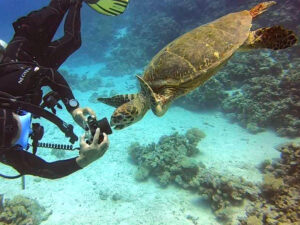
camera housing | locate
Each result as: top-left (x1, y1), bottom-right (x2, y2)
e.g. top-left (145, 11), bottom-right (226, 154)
top-left (86, 116), bottom-right (112, 144)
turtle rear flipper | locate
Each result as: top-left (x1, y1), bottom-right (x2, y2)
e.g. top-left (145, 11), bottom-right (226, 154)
top-left (97, 94), bottom-right (137, 108)
top-left (249, 1), bottom-right (276, 18)
top-left (242, 26), bottom-right (297, 50)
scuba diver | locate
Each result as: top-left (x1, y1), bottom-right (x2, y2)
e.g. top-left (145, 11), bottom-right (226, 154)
top-left (0, 0), bottom-right (129, 179)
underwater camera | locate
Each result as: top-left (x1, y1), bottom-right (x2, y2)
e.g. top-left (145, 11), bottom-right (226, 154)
top-left (86, 116), bottom-right (112, 144)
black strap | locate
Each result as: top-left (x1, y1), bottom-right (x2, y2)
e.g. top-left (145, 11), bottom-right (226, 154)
top-left (0, 97), bottom-right (78, 144)
top-left (0, 109), bottom-right (6, 147)
top-left (0, 61), bottom-right (38, 68)
top-left (0, 109), bottom-right (17, 148)
top-left (0, 172), bottom-right (22, 179)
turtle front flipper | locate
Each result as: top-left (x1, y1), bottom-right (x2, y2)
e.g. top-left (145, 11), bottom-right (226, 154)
top-left (97, 94), bottom-right (138, 108)
top-left (242, 26), bottom-right (297, 50)
top-left (136, 75), bottom-right (170, 117)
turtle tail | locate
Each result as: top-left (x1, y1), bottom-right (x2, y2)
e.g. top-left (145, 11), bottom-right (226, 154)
top-left (243, 26), bottom-right (297, 50)
top-left (136, 75), bottom-right (166, 117)
top-left (250, 1), bottom-right (276, 18)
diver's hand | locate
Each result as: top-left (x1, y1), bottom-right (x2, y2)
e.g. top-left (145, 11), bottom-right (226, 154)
top-left (71, 107), bottom-right (96, 129)
top-left (76, 128), bottom-right (109, 168)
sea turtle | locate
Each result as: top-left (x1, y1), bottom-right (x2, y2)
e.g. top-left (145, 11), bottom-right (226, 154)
top-left (98, 1), bottom-right (297, 129)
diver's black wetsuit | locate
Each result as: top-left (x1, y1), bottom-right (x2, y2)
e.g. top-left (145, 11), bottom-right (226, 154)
top-left (0, 0), bottom-right (83, 179)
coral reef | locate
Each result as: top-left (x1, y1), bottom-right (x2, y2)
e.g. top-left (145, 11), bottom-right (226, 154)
top-left (184, 167), bottom-right (259, 222)
top-left (59, 69), bottom-right (102, 92)
top-left (222, 68), bottom-right (300, 136)
top-left (0, 195), bottom-right (51, 225)
top-left (128, 129), bottom-right (259, 222)
top-left (128, 128), bottom-right (205, 186)
top-left (238, 142), bottom-right (300, 225)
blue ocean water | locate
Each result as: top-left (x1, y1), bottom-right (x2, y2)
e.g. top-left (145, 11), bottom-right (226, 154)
top-left (0, 0), bottom-right (299, 225)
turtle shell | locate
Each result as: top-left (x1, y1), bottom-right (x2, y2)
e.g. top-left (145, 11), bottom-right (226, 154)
top-left (143, 10), bottom-right (253, 95)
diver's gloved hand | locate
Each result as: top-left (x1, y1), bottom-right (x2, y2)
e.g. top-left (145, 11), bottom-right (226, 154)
top-left (71, 107), bottom-right (96, 129)
top-left (76, 128), bottom-right (109, 168)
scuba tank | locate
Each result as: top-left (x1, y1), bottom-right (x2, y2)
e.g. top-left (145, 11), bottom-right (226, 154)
top-left (14, 111), bottom-right (32, 150)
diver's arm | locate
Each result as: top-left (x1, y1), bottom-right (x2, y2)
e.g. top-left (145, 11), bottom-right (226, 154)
top-left (42, 68), bottom-right (96, 129)
top-left (42, 68), bottom-right (96, 128)
top-left (1, 149), bottom-right (81, 179)
top-left (0, 129), bottom-right (109, 179)
top-left (43, 0), bottom-right (82, 69)
top-left (42, 69), bottom-right (79, 113)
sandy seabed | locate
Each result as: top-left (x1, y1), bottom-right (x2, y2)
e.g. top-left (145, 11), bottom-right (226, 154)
top-left (0, 65), bottom-right (294, 225)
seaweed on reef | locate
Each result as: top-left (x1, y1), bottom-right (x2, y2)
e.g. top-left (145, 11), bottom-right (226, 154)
top-left (128, 129), bottom-right (260, 223)
top-left (0, 195), bottom-right (51, 225)
top-left (238, 142), bottom-right (300, 225)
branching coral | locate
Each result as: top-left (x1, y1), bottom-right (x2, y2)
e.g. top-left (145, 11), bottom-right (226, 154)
top-left (0, 195), bottom-right (51, 225)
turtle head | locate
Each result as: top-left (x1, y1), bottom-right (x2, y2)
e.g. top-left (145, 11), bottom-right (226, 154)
top-left (110, 94), bottom-right (149, 130)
